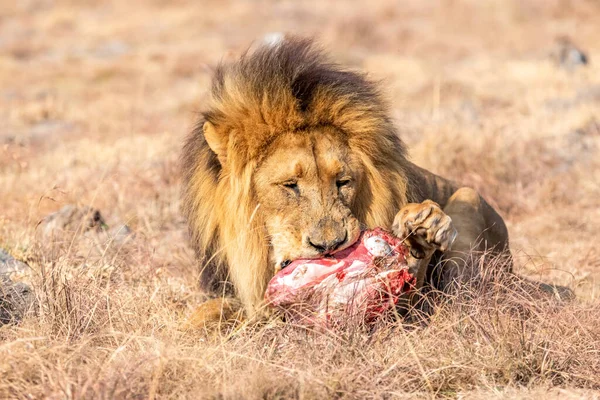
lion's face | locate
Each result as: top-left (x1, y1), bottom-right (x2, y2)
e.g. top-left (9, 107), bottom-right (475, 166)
top-left (253, 126), bottom-right (363, 271)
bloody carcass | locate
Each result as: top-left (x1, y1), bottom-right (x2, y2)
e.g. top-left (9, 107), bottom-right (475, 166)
top-left (265, 228), bottom-right (416, 326)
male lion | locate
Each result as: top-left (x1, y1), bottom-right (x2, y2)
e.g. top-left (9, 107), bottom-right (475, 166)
top-left (181, 38), bottom-right (510, 322)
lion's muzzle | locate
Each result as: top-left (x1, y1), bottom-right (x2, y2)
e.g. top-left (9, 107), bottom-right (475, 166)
top-left (306, 216), bottom-right (348, 255)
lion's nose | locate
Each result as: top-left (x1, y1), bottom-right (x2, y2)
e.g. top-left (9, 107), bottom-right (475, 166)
top-left (307, 235), bottom-right (346, 254)
top-left (307, 218), bottom-right (347, 254)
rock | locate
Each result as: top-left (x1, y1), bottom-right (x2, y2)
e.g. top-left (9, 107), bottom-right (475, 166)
top-left (39, 204), bottom-right (106, 239)
top-left (0, 249), bottom-right (34, 325)
top-left (537, 282), bottom-right (575, 302)
top-left (246, 33), bottom-right (285, 55)
top-left (0, 248), bottom-right (31, 277)
top-left (262, 32), bottom-right (285, 47)
top-left (38, 205), bottom-right (135, 262)
top-left (83, 223), bottom-right (135, 248)
top-left (0, 281), bottom-right (33, 325)
top-left (106, 224), bottom-right (134, 244)
top-left (552, 37), bottom-right (589, 71)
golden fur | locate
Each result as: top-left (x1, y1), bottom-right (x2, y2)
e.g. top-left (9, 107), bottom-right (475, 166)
top-left (181, 37), bottom-right (511, 318)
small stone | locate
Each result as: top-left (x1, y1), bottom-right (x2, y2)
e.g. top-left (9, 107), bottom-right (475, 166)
top-left (82, 223), bottom-right (134, 247)
top-left (0, 248), bottom-right (34, 325)
top-left (108, 224), bottom-right (134, 244)
top-left (0, 248), bottom-right (31, 277)
top-left (0, 281), bottom-right (34, 325)
top-left (262, 32), bottom-right (285, 47)
top-left (39, 204), bottom-right (106, 239)
top-left (37, 205), bottom-right (135, 262)
top-left (552, 37), bottom-right (589, 71)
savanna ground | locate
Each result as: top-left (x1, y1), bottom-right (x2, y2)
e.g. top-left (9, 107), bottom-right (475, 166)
top-left (1, 0), bottom-right (600, 398)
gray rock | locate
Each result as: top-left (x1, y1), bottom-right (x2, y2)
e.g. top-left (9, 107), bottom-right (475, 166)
top-left (82, 223), bottom-right (135, 248)
top-left (39, 204), bottom-right (106, 239)
top-left (38, 205), bottom-right (135, 262)
top-left (0, 248), bottom-right (30, 277)
top-left (0, 249), bottom-right (34, 325)
top-left (0, 281), bottom-right (33, 325)
top-left (552, 37), bottom-right (589, 71)
top-left (107, 224), bottom-right (134, 244)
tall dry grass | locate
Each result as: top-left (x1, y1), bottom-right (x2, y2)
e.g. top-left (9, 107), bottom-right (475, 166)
top-left (1, 243), bottom-right (598, 398)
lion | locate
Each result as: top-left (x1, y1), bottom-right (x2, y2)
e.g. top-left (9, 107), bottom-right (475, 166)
top-left (180, 37), bottom-right (511, 324)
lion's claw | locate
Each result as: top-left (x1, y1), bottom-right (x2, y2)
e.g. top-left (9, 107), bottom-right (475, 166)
top-left (393, 200), bottom-right (457, 257)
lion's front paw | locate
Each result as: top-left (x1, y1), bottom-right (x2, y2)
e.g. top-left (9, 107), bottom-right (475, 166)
top-left (184, 297), bottom-right (244, 330)
top-left (392, 200), bottom-right (458, 259)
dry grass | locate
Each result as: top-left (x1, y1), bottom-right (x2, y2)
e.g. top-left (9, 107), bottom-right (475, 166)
top-left (1, 0), bottom-right (600, 398)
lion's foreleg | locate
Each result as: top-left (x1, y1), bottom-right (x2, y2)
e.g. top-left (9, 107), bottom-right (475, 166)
top-left (438, 187), bottom-right (511, 289)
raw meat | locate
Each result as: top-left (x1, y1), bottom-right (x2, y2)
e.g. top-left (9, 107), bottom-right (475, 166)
top-left (265, 228), bottom-right (416, 326)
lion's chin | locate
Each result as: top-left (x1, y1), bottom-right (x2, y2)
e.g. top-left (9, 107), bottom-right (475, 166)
top-left (274, 251), bottom-right (321, 272)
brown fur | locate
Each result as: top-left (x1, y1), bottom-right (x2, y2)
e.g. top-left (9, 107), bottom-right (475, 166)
top-left (181, 37), bottom-right (511, 320)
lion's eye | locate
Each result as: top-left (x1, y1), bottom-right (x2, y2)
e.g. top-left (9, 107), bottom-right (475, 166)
top-left (282, 181), bottom-right (299, 192)
top-left (336, 178), bottom-right (351, 188)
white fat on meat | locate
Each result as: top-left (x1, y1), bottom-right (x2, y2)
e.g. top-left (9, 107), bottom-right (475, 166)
top-left (364, 236), bottom-right (393, 257)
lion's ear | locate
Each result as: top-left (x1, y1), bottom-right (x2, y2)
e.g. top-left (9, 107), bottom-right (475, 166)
top-left (203, 121), bottom-right (227, 164)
